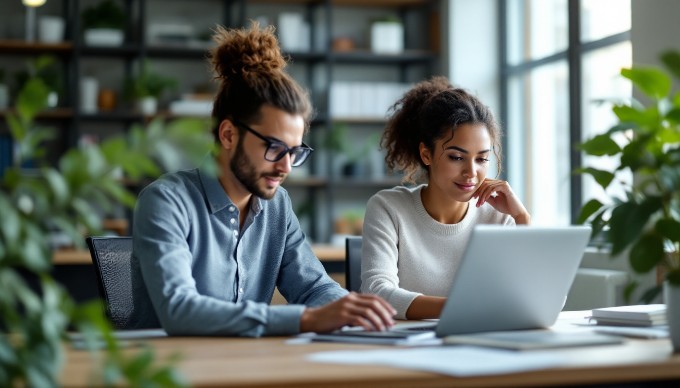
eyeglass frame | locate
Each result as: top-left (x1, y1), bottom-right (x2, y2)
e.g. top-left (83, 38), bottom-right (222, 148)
top-left (232, 119), bottom-right (314, 167)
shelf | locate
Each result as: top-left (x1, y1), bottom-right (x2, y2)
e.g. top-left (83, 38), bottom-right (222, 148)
top-left (330, 50), bottom-right (435, 65)
top-left (0, 0), bottom-right (438, 245)
top-left (249, 0), bottom-right (433, 6)
top-left (79, 44), bottom-right (141, 58)
top-left (79, 111), bottom-right (145, 122)
top-left (0, 39), bottom-right (73, 55)
top-left (0, 108), bottom-right (74, 120)
top-left (283, 176), bottom-right (328, 188)
top-left (146, 45), bottom-right (211, 59)
top-left (331, 117), bottom-right (387, 125)
top-left (329, 177), bottom-right (403, 188)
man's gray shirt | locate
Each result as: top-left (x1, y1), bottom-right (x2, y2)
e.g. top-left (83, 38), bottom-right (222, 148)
top-left (130, 165), bottom-right (347, 336)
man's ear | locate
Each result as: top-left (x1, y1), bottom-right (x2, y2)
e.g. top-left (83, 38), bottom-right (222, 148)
top-left (419, 142), bottom-right (432, 166)
top-left (218, 119), bottom-right (238, 150)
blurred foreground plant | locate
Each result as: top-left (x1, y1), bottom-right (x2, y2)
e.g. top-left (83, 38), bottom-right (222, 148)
top-left (0, 60), bottom-right (215, 386)
top-left (577, 50), bottom-right (680, 302)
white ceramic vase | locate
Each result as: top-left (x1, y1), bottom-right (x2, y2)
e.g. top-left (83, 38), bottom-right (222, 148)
top-left (664, 281), bottom-right (680, 353)
top-left (137, 97), bottom-right (158, 116)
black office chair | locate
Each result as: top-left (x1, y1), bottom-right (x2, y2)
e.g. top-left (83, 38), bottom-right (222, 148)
top-left (345, 236), bottom-right (363, 292)
top-left (86, 236), bottom-right (153, 330)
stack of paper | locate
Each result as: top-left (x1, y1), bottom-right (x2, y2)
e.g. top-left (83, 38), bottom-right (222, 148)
top-left (591, 304), bottom-right (667, 327)
top-left (443, 330), bottom-right (623, 350)
top-left (307, 326), bottom-right (436, 346)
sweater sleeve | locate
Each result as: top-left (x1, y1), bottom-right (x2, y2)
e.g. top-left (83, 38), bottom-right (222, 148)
top-left (360, 192), bottom-right (422, 319)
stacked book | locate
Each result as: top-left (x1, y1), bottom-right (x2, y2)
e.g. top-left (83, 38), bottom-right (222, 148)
top-left (591, 304), bottom-right (667, 327)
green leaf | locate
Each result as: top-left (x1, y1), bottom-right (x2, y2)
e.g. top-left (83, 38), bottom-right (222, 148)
top-left (660, 50), bottom-right (680, 80)
top-left (0, 195), bottom-right (20, 244)
top-left (605, 122), bottom-right (639, 136)
top-left (608, 197), bottom-right (663, 255)
top-left (659, 164), bottom-right (680, 192)
top-left (657, 126), bottom-right (680, 143)
top-left (621, 67), bottom-right (671, 99)
top-left (71, 198), bottom-right (102, 232)
top-left (639, 284), bottom-right (663, 304)
top-left (665, 107), bottom-right (680, 124)
top-left (612, 105), bottom-right (659, 129)
top-left (16, 78), bottom-right (50, 124)
top-left (575, 167), bottom-right (615, 190)
top-left (619, 138), bottom-right (650, 171)
top-left (623, 281), bottom-right (638, 304)
top-left (578, 134), bottom-right (621, 156)
top-left (629, 232), bottom-right (665, 273)
top-left (667, 270), bottom-right (680, 286)
top-left (43, 168), bottom-right (70, 206)
top-left (577, 199), bottom-right (604, 224)
top-left (123, 349), bottom-right (154, 379)
top-left (656, 218), bottom-right (680, 242)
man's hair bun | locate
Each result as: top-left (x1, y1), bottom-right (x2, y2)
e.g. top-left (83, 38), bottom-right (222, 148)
top-left (210, 22), bottom-right (286, 85)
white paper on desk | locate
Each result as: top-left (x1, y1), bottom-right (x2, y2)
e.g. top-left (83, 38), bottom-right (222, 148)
top-left (307, 347), bottom-right (565, 376)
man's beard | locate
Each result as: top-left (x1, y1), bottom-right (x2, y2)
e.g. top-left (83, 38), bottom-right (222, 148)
top-left (230, 141), bottom-right (285, 199)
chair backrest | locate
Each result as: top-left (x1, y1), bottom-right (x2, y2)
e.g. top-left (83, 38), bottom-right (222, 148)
top-left (86, 236), bottom-right (137, 330)
top-left (345, 236), bottom-right (363, 292)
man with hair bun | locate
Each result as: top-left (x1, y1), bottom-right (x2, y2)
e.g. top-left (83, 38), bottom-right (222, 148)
top-left (130, 23), bottom-right (395, 336)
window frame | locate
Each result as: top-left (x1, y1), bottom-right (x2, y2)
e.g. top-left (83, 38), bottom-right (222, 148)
top-left (497, 0), bottom-right (630, 223)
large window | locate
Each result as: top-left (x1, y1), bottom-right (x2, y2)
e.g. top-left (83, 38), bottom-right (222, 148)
top-left (501, 0), bottom-right (631, 225)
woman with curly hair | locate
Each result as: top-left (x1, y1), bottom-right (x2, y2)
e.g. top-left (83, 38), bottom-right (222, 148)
top-left (361, 76), bottom-right (530, 320)
top-left (131, 22), bottom-right (395, 336)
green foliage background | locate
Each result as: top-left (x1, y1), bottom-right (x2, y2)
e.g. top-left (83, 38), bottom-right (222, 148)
top-left (0, 56), bottom-right (215, 386)
top-left (577, 50), bottom-right (680, 301)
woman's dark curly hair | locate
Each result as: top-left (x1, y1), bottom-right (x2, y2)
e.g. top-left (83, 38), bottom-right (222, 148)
top-left (382, 76), bottom-right (502, 184)
top-left (208, 22), bottom-right (313, 141)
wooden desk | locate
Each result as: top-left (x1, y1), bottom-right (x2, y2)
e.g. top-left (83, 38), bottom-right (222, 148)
top-left (61, 332), bottom-right (680, 387)
top-left (52, 244), bottom-right (346, 265)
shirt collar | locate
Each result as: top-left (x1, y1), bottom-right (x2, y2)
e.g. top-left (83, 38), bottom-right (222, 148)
top-left (198, 163), bottom-right (263, 216)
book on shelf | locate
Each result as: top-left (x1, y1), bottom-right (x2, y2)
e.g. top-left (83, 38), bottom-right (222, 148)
top-left (591, 304), bottom-right (667, 327)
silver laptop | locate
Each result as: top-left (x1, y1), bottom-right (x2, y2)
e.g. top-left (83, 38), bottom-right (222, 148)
top-left (426, 225), bottom-right (591, 337)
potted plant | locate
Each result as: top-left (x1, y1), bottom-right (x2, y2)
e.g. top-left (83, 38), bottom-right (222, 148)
top-left (370, 16), bottom-right (404, 54)
top-left (577, 50), bottom-right (680, 351)
top-left (325, 123), bottom-right (380, 178)
top-left (14, 55), bottom-right (62, 108)
top-left (124, 60), bottom-right (178, 115)
top-left (1, 57), bottom-right (215, 386)
top-left (81, 0), bottom-right (126, 46)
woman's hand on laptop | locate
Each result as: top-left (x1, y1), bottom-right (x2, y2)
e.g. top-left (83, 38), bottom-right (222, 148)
top-left (473, 179), bottom-right (531, 224)
top-left (300, 292), bottom-right (396, 333)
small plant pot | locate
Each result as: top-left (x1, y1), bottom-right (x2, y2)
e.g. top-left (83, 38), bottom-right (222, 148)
top-left (47, 91), bottom-right (59, 108)
top-left (136, 97), bottom-right (158, 116)
top-left (84, 28), bottom-right (124, 46)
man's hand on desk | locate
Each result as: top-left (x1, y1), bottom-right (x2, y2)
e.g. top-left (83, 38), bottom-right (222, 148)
top-left (300, 292), bottom-right (396, 333)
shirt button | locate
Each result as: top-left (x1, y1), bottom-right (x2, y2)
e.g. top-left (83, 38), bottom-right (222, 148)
top-left (234, 230), bottom-right (239, 236)
top-left (230, 218), bottom-right (236, 225)
top-left (239, 288), bottom-right (244, 294)
top-left (229, 206), bottom-right (235, 212)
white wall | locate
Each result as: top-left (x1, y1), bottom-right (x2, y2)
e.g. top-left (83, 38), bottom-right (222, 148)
top-left (446, 0), bottom-right (500, 115)
top-left (631, 0), bottom-right (680, 68)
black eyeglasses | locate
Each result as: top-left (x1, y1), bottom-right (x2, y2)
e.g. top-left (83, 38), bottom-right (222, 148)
top-left (233, 120), bottom-right (313, 167)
